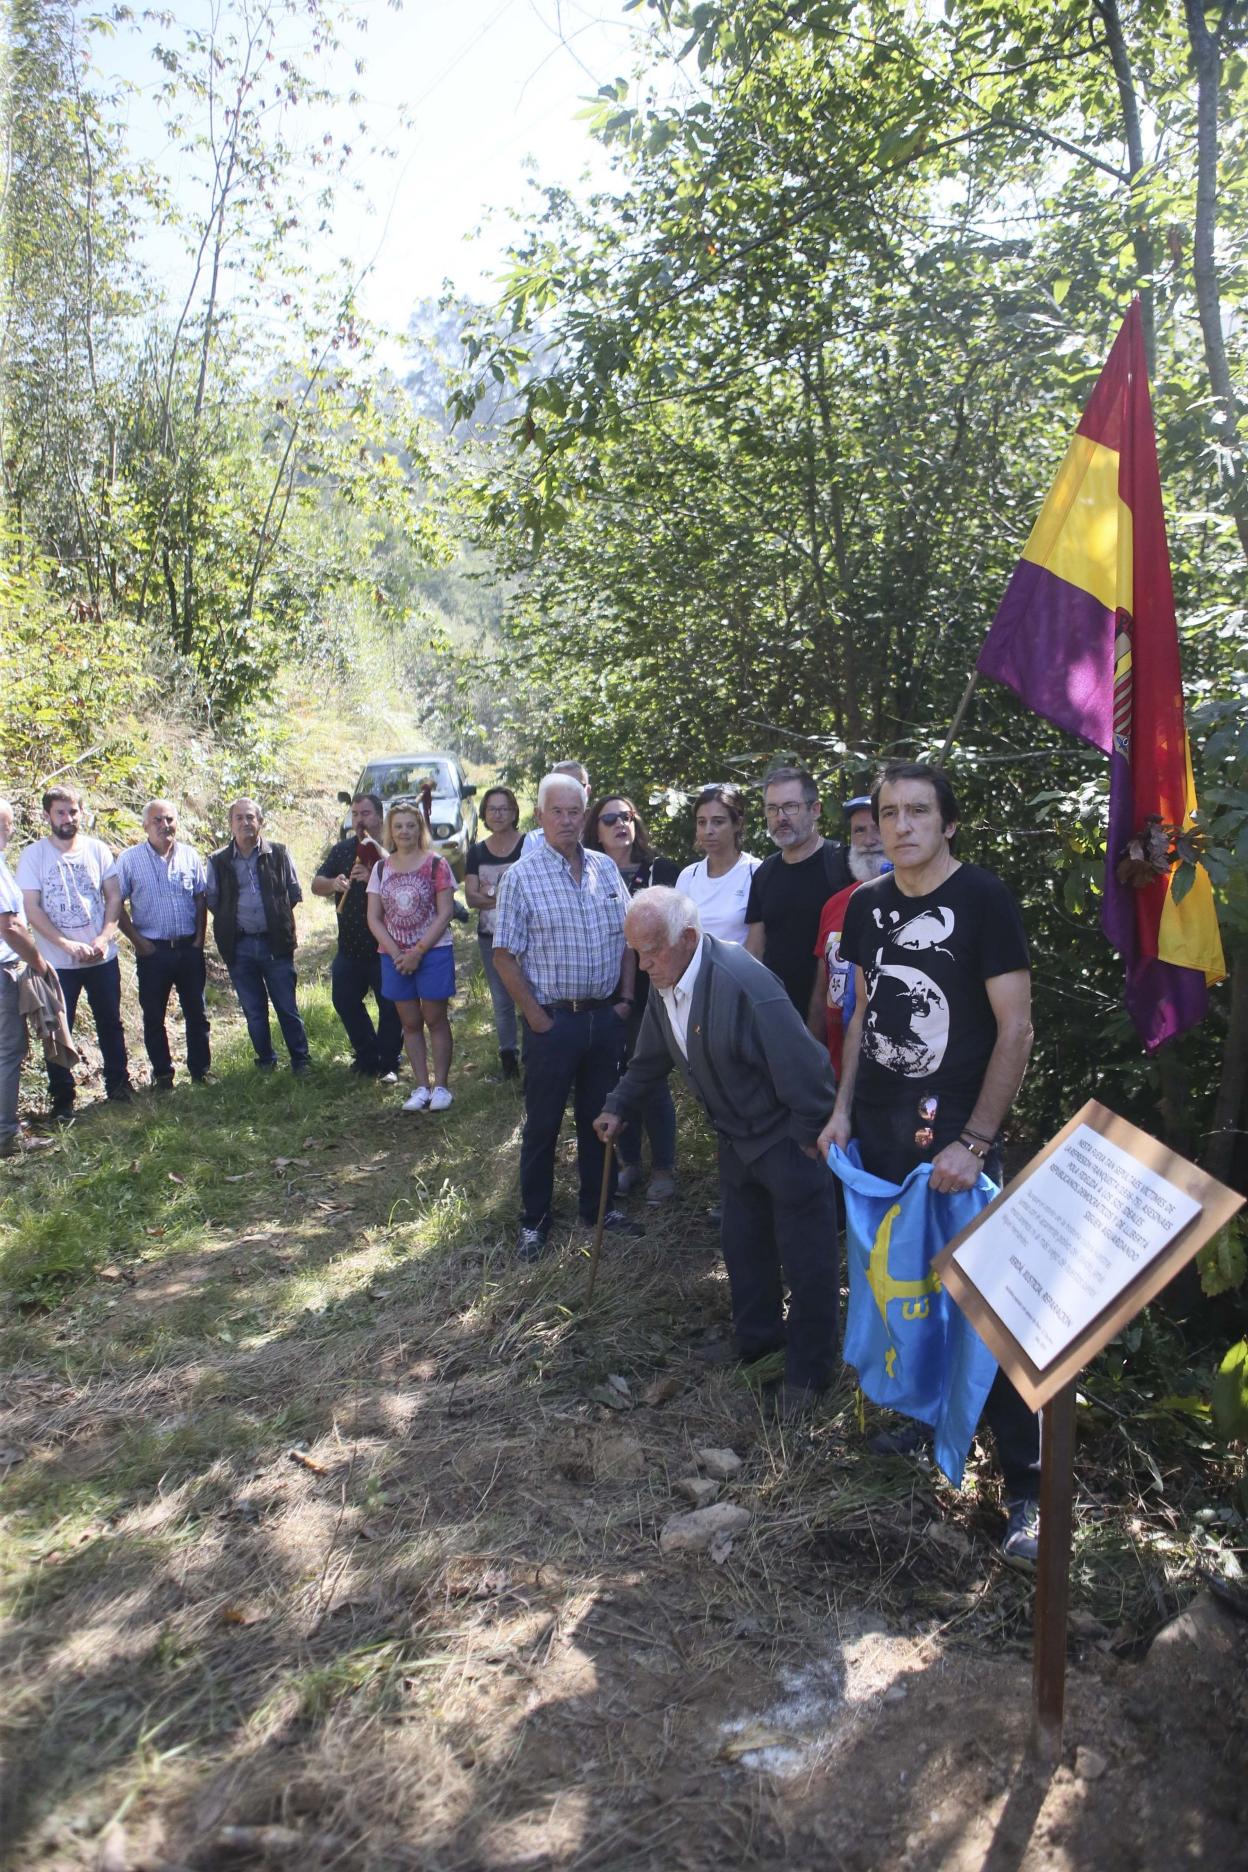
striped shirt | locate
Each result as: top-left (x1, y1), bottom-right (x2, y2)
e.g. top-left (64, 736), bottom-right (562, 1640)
top-left (493, 842), bottom-right (628, 1004)
top-left (112, 839), bottom-right (208, 940)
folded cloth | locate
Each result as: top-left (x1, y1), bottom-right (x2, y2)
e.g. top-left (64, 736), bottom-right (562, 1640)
top-left (829, 1141), bottom-right (999, 1488)
top-left (17, 965), bottom-right (80, 1068)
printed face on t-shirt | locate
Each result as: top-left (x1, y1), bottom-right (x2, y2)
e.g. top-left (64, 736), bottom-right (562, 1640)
top-left (863, 899), bottom-right (955, 1077)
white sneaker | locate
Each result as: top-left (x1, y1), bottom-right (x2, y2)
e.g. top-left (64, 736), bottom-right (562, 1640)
top-left (402, 1087), bottom-right (432, 1112)
top-left (429, 1086), bottom-right (454, 1112)
top-left (378, 1071), bottom-right (400, 1086)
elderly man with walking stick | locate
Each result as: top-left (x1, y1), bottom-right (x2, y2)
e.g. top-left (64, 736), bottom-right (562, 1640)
top-left (596, 885), bottom-right (839, 1419)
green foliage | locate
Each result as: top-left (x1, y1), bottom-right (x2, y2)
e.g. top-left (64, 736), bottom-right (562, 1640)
top-left (0, 520), bottom-right (155, 807)
top-left (1198, 1223), bottom-right (1248, 1299)
top-left (451, 0), bottom-right (1248, 1160)
top-left (1211, 1337), bottom-right (1248, 1443)
top-left (1, 0), bottom-right (449, 733)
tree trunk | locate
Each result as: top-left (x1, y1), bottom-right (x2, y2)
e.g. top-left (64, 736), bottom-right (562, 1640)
top-left (1207, 945), bottom-right (1247, 1186)
top-left (1094, 0), bottom-right (1157, 371)
top-left (1183, 0), bottom-right (1248, 566)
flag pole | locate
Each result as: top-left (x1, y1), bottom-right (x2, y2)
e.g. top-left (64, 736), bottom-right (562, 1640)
top-left (934, 671), bottom-right (980, 769)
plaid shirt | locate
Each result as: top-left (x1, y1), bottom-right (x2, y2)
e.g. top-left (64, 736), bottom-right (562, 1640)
top-left (493, 842), bottom-right (628, 1003)
top-left (111, 839), bottom-right (208, 940)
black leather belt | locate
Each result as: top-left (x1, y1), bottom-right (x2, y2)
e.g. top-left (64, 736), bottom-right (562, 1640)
top-left (542, 997), bottom-right (611, 1014)
top-left (144, 936), bottom-right (197, 949)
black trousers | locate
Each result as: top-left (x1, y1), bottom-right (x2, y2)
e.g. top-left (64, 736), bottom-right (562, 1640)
top-left (135, 942), bottom-right (211, 1079)
top-left (718, 1133), bottom-right (840, 1391)
top-left (330, 949), bottom-right (402, 1074)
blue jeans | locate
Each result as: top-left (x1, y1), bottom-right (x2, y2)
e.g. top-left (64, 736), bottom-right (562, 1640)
top-left (519, 1003), bottom-right (626, 1232)
top-left (0, 967), bottom-right (26, 1142)
top-left (135, 942), bottom-right (211, 1079)
top-left (47, 958), bottom-right (130, 1106)
top-left (227, 934), bottom-right (309, 1068)
top-left (330, 949), bottom-right (402, 1073)
top-left (478, 935), bottom-right (518, 1054)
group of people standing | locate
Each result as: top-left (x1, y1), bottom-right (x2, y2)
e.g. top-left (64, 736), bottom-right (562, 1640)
top-left (477, 757), bottom-right (1041, 1564)
top-left (0, 756), bottom-right (1040, 1563)
top-left (0, 787), bottom-right (316, 1148)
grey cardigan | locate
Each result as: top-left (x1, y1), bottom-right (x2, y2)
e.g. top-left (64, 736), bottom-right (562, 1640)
top-left (604, 934), bottom-right (836, 1163)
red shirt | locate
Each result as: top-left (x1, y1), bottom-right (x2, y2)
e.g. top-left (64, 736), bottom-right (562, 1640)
top-left (812, 882), bottom-right (861, 1076)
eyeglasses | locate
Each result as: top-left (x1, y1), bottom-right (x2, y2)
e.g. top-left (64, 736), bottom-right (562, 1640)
top-left (599, 810), bottom-right (634, 826)
top-left (764, 799), bottom-right (816, 819)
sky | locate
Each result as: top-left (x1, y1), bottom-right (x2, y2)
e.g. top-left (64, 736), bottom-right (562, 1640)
top-left (92, 0), bottom-right (677, 343)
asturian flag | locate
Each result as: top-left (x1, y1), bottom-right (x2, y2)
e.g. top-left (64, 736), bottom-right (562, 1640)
top-left (976, 299), bottom-right (1225, 1052)
top-left (832, 1145), bottom-right (1000, 1488)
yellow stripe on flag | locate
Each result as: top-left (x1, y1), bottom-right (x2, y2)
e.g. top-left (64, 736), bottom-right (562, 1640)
top-left (1021, 434), bottom-right (1133, 617)
top-left (1159, 737), bottom-right (1227, 983)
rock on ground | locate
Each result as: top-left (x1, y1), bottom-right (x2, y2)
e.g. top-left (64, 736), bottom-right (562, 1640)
top-left (696, 1446), bottom-right (743, 1479)
top-left (660, 1503), bottom-right (750, 1554)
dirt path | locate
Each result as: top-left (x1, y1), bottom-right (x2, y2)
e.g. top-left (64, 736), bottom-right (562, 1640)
top-left (2, 934), bottom-right (1246, 1871)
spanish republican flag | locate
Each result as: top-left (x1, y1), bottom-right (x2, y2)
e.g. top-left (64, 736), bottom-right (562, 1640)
top-left (977, 299), bottom-right (1225, 1052)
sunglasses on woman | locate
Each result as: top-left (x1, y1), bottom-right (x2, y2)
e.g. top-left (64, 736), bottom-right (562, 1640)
top-left (599, 810), bottom-right (634, 826)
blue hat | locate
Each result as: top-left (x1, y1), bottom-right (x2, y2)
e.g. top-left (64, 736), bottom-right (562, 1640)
top-left (842, 795), bottom-right (872, 815)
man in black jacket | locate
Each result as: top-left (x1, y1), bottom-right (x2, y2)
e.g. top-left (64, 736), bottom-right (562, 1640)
top-left (206, 798), bottom-right (310, 1073)
top-left (596, 885), bottom-right (839, 1416)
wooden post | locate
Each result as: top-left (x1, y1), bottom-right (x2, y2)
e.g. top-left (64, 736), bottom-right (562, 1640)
top-left (585, 1140), bottom-right (615, 1305)
top-left (1031, 1378), bottom-right (1077, 1763)
top-left (934, 670), bottom-right (980, 769)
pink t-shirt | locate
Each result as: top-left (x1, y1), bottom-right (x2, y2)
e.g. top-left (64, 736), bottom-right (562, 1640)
top-left (367, 854), bottom-right (454, 949)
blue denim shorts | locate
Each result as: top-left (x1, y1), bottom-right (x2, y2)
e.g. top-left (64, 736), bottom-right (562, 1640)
top-left (381, 945), bottom-right (455, 1003)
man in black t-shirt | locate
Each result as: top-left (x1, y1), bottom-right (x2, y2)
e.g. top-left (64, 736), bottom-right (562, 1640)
top-left (745, 765), bottom-right (851, 1014)
top-left (311, 793), bottom-right (402, 1080)
top-left (818, 762), bottom-right (1041, 1565)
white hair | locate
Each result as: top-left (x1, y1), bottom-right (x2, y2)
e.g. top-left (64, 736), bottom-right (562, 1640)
top-left (625, 885), bottom-right (701, 944)
top-left (537, 772), bottom-right (587, 810)
top-left (142, 798), bottom-right (176, 822)
top-left (0, 799), bottom-right (13, 821)
top-left (552, 759), bottom-right (589, 787)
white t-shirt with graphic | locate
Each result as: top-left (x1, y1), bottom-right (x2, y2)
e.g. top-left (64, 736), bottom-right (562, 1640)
top-left (15, 836), bottom-right (118, 969)
top-left (675, 851), bottom-right (762, 946)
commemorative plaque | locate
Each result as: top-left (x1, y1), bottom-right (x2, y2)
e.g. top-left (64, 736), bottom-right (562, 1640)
top-left (935, 1098), bottom-right (1244, 1761)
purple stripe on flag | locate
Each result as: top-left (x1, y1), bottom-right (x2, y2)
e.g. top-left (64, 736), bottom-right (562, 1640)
top-left (1125, 957), bottom-right (1209, 1055)
top-left (976, 560), bottom-right (1115, 753)
top-left (1104, 749), bottom-right (1208, 1052)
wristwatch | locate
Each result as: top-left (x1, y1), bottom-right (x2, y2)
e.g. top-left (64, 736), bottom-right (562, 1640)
top-left (959, 1135), bottom-right (989, 1160)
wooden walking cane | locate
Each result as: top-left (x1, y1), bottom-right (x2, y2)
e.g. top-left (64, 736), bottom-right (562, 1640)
top-left (585, 1139), bottom-right (615, 1305)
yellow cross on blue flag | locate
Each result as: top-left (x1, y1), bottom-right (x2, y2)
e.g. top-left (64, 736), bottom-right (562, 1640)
top-left (830, 1145), bottom-right (1000, 1487)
